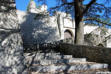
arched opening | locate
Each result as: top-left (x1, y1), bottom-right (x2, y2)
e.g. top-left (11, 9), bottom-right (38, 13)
top-left (64, 29), bottom-right (74, 44)
top-left (97, 43), bottom-right (104, 47)
top-left (64, 30), bottom-right (73, 39)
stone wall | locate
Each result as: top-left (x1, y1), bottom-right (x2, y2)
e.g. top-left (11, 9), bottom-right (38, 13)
top-left (23, 41), bottom-right (111, 64)
top-left (84, 26), bottom-right (110, 47)
top-left (17, 3), bottom-right (75, 44)
top-left (20, 12), bottom-right (60, 44)
top-left (54, 43), bottom-right (111, 64)
top-left (0, 0), bottom-right (16, 12)
top-left (0, 0), bottom-right (25, 73)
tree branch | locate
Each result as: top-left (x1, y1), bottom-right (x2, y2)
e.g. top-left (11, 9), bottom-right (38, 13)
top-left (84, 17), bottom-right (111, 26)
top-left (83, 0), bottom-right (96, 14)
top-left (50, 2), bottom-right (74, 10)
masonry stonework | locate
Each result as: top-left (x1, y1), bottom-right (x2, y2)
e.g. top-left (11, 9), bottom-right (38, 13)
top-left (17, 0), bottom-right (111, 47)
top-left (0, 0), bottom-right (25, 73)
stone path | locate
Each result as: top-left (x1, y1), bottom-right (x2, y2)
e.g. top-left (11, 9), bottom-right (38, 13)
top-left (24, 52), bottom-right (109, 74)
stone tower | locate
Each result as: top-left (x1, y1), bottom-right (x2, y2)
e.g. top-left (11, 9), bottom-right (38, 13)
top-left (27, 0), bottom-right (48, 13)
top-left (0, 0), bottom-right (25, 73)
top-left (27, 0), bottom-right (37, 13)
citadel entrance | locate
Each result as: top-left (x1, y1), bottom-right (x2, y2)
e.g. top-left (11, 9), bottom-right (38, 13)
top-left (64, 30), bottom-right (73, 39)
top-left (64, 30), bottom-right (74, 44)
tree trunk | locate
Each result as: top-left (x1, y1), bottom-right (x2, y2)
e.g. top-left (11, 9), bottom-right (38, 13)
top-left (74, 0), bottom-right (84, 45)
top-left (74, 20), bottom-right (84, 45)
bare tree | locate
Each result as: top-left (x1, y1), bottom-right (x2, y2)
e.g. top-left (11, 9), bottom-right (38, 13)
top-left (36, 0), bottom-right (111, 45)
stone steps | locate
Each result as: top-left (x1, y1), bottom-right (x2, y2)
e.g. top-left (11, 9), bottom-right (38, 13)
top-left (24, 52), bottom-right (109, 73)
top-left (31, 68), bottom-right (109, 74)
top-left (25, 52), bottom-right (73, 60)
top-left (33, 58), bottom-right (86, 65)
top-left (34, 55), bottom-right (73, 60)
top-left (30, 62), bottom-right (108, 73)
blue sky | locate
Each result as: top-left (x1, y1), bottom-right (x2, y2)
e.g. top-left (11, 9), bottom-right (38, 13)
top-left (16, 0), bottom-right (111, 28)
top-left (15, 0), bottom-right (57, 11)
top-left (16, 0), bottom-right (29, 11)
top-left (15, 0), bottom-right (107, 11)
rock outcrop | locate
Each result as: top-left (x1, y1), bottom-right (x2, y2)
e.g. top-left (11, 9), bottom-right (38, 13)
top-left (0, 0), bottom-right (24, 73)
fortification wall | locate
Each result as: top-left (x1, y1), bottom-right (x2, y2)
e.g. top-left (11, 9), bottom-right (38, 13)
top-left (54, 43), bottom-right (111, 64)
top-left (0, 0), bottom-right (24, 73)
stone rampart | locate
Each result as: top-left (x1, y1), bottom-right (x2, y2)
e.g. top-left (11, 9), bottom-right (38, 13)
top-left (55, 43), bottom-right (111, 64)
